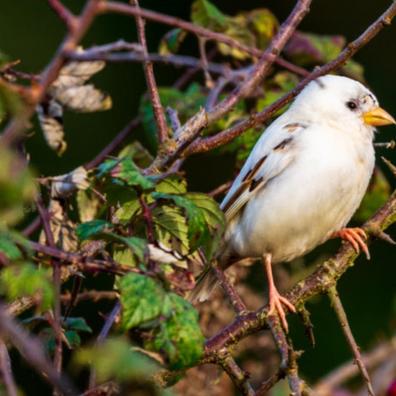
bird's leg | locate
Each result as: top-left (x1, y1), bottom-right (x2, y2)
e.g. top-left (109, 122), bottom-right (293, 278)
top-left (263, 254), bottom-right (296, 332)
top-left (332, 228), bottom-right (370, 259)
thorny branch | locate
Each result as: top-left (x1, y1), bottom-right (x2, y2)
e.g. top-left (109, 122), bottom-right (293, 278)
top-left (132, 0), bottom-right (168, 144)
top-left (328, 287), bottom-right (375, 396)
top-left (1, 0), bottom-right (396, 394)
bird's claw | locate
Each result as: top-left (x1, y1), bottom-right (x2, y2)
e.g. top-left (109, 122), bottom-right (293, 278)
top-left (334, 227), bottom-right (370, 260)
top-left (268, 287), bottom-right (296, 333)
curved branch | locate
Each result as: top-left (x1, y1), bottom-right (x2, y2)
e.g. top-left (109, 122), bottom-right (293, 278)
top-left (205, 189), bottom-right (396, 357)
top-left (187, 0), bottom-right (396, 155)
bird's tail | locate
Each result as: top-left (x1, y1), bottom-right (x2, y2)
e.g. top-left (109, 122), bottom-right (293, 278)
top-left (187, 265), bottom-right (218, 303)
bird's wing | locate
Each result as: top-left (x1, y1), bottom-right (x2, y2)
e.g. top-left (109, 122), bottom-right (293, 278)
top-left (220, 121), bottom-right (307, 222)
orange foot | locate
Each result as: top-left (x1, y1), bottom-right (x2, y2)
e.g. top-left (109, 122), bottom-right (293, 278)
top-left (268, 286), bottom-right (296, 333)
top-left (333, 227), bottom-right (370, 260)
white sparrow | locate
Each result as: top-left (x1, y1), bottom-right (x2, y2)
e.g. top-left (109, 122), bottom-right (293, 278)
top-left (190, 75), bottom-right (395, 331)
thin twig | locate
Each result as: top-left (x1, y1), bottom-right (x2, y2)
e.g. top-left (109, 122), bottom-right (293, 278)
top-left (267, 316), bottom-right (304, 396)
top-left (214, 267), bottom-right (248, 314)
top-left (48, 0), bottom-right (77, 30)
top-left (0, 340), bottom-right (18, 396)
top-left (328, 287), bottom-right (375, 396)
top-left (198, 37), bottom-right (214, 88)
top-left (132, 0), bottom-right (168, 144)
top-left (187, 0), bottom-right (396, 155)
top-left (148, 0), bottom-right (312, 172)
top-left (217, 349), bottom-right (255, 396)
top-left (99, 2), bottom-right (309, 77)
top-left (88, 301), bottom-right (121, 390)
top-left (314, 335), bottom-right (396, 395)
top-left (36, 198), bottom-right (63, 380)
top-left (0, 304), bottom-right (77, 396)
top-left (1, 0), bottom-right (101, 146)
top-left (67, 46), bottom-right (239, 80)
top-left (375, 140), bottom-right (396, 149)
top-left (205, 188), bottom-right (396, 358)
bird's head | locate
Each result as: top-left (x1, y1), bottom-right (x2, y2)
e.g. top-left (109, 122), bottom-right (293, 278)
top-left (291, 75), bottom-right (395, 133)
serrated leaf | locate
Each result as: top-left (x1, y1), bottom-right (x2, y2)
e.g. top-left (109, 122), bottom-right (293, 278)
top-left (152, 205), bottom-right (190, 255)
top-left (0, 263), bottom-right (54, 310)
top-left (118, 141), bottom-right (154, 168)
top-left (116, 157), bottom-right (155, 190)
top-left (120, 273), bottom-right (165, 330)
top-left (153, 193), bottom-right (208, 252)
top-left (113, 196), bottom-right (141, 223)
top-left (110, 234), bottom-right (146, 267)
top-left (147, 293), bottom-right (204, 370)
top-left (155, 176), bottom-right (187, 195)
top-left (76, 219), bottom-right (112, 240)
top-left (159, 28), bottom-right (187, 55)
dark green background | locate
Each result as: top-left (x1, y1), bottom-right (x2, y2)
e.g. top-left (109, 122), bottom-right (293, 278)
top-left (1, 0), bottom-right (396, 390)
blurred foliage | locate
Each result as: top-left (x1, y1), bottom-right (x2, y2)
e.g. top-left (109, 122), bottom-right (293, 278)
top-left (0, 0), bottom-right (395, 395)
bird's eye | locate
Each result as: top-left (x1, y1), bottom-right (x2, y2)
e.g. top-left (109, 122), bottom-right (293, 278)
top-left (346, 101), bottom-right (358, 110)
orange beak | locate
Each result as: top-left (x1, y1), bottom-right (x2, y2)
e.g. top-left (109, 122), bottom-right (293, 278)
top-left (363, 107), bottom-right (396, 126)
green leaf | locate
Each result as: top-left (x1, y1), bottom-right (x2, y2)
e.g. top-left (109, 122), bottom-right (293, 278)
top-left (153, 193), bottom-right (208, 252)
top-left (112, 235), bottom-right (147, 267)
top-left (116, 157), bottom-right (155, 190)
top-left (64, 317), bottom-right (92, 333)
top-left (76, 219), bottom-right (112, 240)
top-left (75, 337), bottom-right (158, 382)
top-left (155, 175), bottom-right (187, 195)
top-left (191, 0), bottom-right (228, 30)
top-left (77, 189), bottom-right (100, 222)
top-left (64, 330), bottom-right (82, 349)
top-left (120, 273), bottom-right (165, 330)
top-left (147, 293), bottom-right (204, 370)
top-left (0, 232), bottom-right (22, 260)
top-left (246, 8), bottom-right (278, 49)
top-left (152, 205), bottom-right (190, 255)
top-left (113, 196), bottom-right (141, 223)
top-left (0, 263), bottom-right (54, 310)
top-left (159, 28), bottom-right (187, 55)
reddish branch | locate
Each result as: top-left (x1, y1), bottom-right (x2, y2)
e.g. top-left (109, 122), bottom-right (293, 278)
top-left (204, 189), bottom-right (396, 358)
top-left (187, 0), bottom-right (396, 155)
top-left (0, 305), bottom-right (78, 395)
top-left (328, 287), bottom-right (375, 396)
top-left (132, 0), bottom-right (168, 144)
top-left (99, 1), bottom-right (308, 77)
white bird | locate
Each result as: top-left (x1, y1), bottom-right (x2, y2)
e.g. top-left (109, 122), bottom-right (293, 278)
top-left (190, 75), bottom-right (395, 331)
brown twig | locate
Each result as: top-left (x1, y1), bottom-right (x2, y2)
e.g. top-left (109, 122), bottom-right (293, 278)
top-left (314, 335), bottom-right (396, 395)
top-left (66, 46), bottom-right (240, 81)
top-left (88, 301), bottom-right (121, 390)
top-left (99, 1), bottom-right (309, 77)
top-left (0, 340), bottom-right (18, 396)
top-left (148, 0), bottom-right (312, 172)
top-left (48, 0), bottom-right (77, 30)
top-left (204, 188), bottom-right (396, 360)
top-left (187, 0), bottom-right (396, 155)
top-left (1, 0), bottom-right (101, 146)
top-left (328, 287), bottom-right (375, 396)
top-left (214, 267), bottom-right (248, 314)
top-left (217, 350), bottom-right (255, 396)
top-left (267, 316), bottom-right (305, 396)
top-left (132, 0), bottom-right (168, 144)
top-left (36, 198), bottom-right (63, 380)
top-left (0, 304), bottom-right (77, 396)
